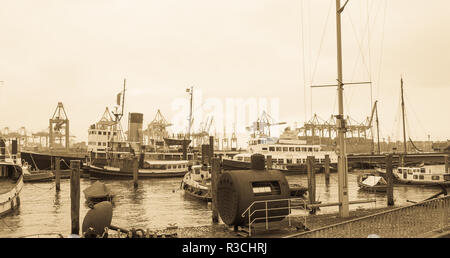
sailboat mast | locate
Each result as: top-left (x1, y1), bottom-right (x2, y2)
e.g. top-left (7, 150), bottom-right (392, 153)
top-left (188, 86), bottom-right (193, 139)
top-left (376, 104), bottom-right (381, 154)
top-left (336, 0), bottom-right (349, 218)
top-left (401, 78), bottom-right (407, 154)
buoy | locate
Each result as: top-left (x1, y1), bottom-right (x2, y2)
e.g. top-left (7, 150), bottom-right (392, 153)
top-left (82, 201), bottom-right (113, 237)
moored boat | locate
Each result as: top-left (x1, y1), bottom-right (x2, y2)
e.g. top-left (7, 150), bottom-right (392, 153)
top-left (181, 165), bottom-right (211, 202)
top-left (0, 161), bottom-right (24, 217)
top-left (88, 159), bottom-right (189, 179)
top-left (83, 181), bottom-right (114, 204)
top-left (393, 165), bottom-right (450, 186)
top-left (357, 174), bottom-right (388, 192)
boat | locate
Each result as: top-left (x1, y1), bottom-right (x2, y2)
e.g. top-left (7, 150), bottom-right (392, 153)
top-left (23, 166), bottom-right (54, 182)
top-left (83, 181), bottom-right (114, 204)
top-left (181, 165), bottom-right (211, 202)
top-left (0, 161), bottom-right (24, 217)
top-left (357, 174), bottom-right (388, 192)
top-left (223, 137), bottom-right (338, 174)
top-left (393, 165), bottom-right (450, 186)
top-left (88, 159), bottom-right (189, 179)
top-left (20, 150), bottom-right (85, 171)
top-left (288, 184), bottom-right (308, 197)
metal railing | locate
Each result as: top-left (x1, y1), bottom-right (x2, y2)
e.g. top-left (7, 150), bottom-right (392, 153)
top-left (241, 198), bottom-right (308, 236)
top-left (285, 195), bottom-right (450, 238)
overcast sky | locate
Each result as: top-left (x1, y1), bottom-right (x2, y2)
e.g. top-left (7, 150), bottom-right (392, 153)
top-left (0, 0), bottom-right (449, 144)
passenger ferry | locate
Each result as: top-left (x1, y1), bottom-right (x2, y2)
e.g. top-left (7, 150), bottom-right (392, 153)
top-left (393, 165), bottom-right (450, 186)
top-left (223, 136), bottom-right (338, 173)
top-left (88, 159), bottom-right (189, 179)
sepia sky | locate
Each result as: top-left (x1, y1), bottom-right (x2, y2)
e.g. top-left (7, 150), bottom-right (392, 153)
top-left (0, 0), bottom-right (449, 144)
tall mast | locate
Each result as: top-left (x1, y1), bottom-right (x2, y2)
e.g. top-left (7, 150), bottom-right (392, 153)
top-left (121, 78), bottom-right (126, 120)
top-left (401, 77), bottom-right (407, 154)
top-left (336, 0), bottom-right (349, 218)
top-left (376, 104), bottom-right (381, 154)
top-left (188, 86), bottom-right (193, 139)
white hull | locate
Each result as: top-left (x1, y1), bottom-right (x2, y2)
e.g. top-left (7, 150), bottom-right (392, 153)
top-left (0, 175), bottom-right (23, 217)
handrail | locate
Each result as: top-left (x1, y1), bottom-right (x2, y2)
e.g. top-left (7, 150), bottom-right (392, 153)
top-left (242, 197), bottom-right (308, 236)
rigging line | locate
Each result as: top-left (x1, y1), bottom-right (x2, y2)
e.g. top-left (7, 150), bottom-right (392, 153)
top-left (366, 0), bottom-right (373, 107)
top-left (403, 91), bottom-right (427, 139)
top-left (376, 0), bottom-right (388, 101)
top-left (300, 0), bottom-right (308, 123)
top-left (347, 0), bottom-right (382, 82)
top-left (310, 0), bottom-right (333, 85)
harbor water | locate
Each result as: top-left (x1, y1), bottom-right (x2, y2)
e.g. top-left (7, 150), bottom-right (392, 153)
top-left (0, 171), bottom-right (445, 238)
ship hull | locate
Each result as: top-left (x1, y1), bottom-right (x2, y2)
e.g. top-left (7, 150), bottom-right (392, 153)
top-left (87, 165), bottom-right (187, 179)
top-left (20, 151), bottom-right (85, 170)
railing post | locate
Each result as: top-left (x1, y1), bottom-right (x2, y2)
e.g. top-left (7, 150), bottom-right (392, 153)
top-left (248, 209), bottom-right (251, 237)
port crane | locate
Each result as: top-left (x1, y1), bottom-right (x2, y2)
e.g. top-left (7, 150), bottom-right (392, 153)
top-left (246, 111), bottom-right (286, 138)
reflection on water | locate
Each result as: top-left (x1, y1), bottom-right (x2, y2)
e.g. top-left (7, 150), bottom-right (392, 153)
top-left (0, 173), bottom-right (446, 237)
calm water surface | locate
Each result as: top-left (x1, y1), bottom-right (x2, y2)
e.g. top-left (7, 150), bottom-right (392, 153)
top-left (0, 172), bottom-right (444, 237)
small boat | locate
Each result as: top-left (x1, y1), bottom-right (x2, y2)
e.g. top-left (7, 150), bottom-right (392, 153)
top-left (23, 170), bottom-right (54, 182)
top-left (181, 165), bottom-right (211, 202)
top-left (288, 184), bottom-right (308, 197)
top-left (83, 181), bottom-right (114, 204)
top-left (0, 161), bottom-right (24, 217)
top-left (394, 165), bottom-right (450, 186)
top-left (357, 174), bottom-right (388, 192)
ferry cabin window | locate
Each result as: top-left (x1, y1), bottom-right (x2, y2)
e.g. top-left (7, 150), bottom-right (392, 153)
top-left (262, 147), bottom-right (267, 151)
top-left (295, 147), bottom-right (301, 152)
top-left (286, 159), bottom-right (292, 164)
top-left (419, 175), bottom-right (424, 180)
top-left (289, 147), bottom-right (295, 152)
top-left (420, 168), bottom-right (425, 173)
top-left (283, 147), bottom-right (288, 152)
top-left (407, 170), bottom-right (413, 175)
top-left (244, 157), bottom-right (250, 162)
top-left (269, 147), bottom-right (275, 152)
top-left (276, 147), bottom-right (282, 152)
top-left (237, 157), bottom-right (243, 161)
top-left (397, 169), bottom-right (402, 173)
top-left (302, 147), bottom-right (307, 152)
top-left (432, 176), bottom-right (440, 180)
top-left (308, 147), bottom-right (313, 152)
top-left (296, 159), bottom-right (302, 164)
top-left (278, 159), bottom-right (284, 164)
top-left (98, 142), bottom-right (101, 146)
top-left (413, 175), bottom-right (418, 180)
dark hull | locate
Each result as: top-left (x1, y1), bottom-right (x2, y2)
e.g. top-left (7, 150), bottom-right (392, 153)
top-left (222, 159), bottom-right (252, 170)
top-left (24, 172), bottom-right (54, 182)
top-left (87, 165), bottom-right (187, 179)
top-left (21, 151), bottom-right (85, 170)
top-left (181, 182), bottom-right (211, 202)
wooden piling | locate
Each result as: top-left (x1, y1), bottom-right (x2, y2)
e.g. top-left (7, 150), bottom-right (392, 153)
top-left (70, 160), bottom-right (81, 235)
top-left (445, 155), bottom-right (448, 173)
top-left (55, 156), bottom-right (61, 192)
top-left (307, 156), bottom-right (316, 214)
top-left (386, 154), bottom-right (394, 206)
top-left (267, 155), bottom-right (272, 170)
top-left (133, 157), bottom-right (139, 189)
top-left (211, 157), bottom-right (221, 223)
top-left (209, 136), bottom-right (214, 165)
top-left (324, 154), bottom-right (330, 186)
top-left (201, 144), bottom-right (208, 165)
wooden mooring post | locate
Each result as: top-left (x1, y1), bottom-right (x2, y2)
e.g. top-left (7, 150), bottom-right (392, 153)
top-left (70, 160), bottom-right (81, 235)
top-left (209, 136), bottom-right (214, 165)
top-left (55, 156), bottom-right (61, 192)
top-left (267, 155), bottom-right (272, 170)
top-left (386, 154), bottom-right (394, 206)
top-left (133, 157), bottom-right (139, 189)
top-left (445, 154), bottom-right (448, 173)
top-left (307, 156), bottom-right (316, 214)
top-left (324, 154), bottom-right (330, 186)
top-left (211, 157), bottom-right (221, 223)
